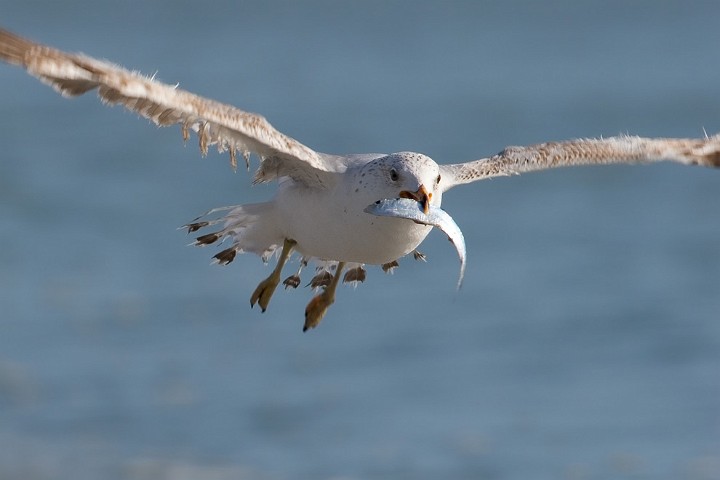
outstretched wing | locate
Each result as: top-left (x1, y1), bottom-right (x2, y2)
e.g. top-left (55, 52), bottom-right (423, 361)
top-left (0, 28), bottom-right (340, 188)
top-left (440, 135), bottom-right (720, 191)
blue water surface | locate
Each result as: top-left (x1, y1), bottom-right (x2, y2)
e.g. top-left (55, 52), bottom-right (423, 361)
top-left (0, 1), bottom-right (718, 479)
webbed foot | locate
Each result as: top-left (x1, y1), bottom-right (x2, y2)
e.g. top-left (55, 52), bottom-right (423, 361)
top-left (249, 238), bottom-right (296, 312)
top-left (303, 262), bottom-right (345, 331)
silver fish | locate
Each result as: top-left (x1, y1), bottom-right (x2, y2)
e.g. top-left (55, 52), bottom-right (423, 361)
top-left (364, 198), bottom-right (466, 288)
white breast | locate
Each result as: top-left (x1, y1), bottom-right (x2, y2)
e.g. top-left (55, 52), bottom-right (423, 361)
top-left (275, 180), bottom-right (432, 264)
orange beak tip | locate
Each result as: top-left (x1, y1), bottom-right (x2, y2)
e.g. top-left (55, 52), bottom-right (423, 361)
top-left (400, 184), bottom-right (432, 214)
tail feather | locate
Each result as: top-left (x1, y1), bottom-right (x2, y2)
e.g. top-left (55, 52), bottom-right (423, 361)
top-left (186, 202), bottom-right (284, 263)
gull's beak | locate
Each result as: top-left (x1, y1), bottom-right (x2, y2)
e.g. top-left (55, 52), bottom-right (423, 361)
top-left (399, 184), bottom-right (432, 214)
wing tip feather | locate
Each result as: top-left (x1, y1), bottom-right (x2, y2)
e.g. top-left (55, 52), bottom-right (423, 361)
top-left (0, 28), bottom-right (33, 65)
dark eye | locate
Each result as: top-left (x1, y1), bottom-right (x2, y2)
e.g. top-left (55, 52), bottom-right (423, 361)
top-left (436, 174), bottom-right (442, 184)
top-left (390, 169), bottom-right (399, 182)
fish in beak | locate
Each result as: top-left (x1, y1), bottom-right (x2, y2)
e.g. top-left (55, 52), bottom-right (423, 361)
top-left (399, 184), bottom-right (432, 214)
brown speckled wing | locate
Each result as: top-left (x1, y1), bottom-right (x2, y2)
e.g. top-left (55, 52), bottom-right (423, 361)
top-left (440, 135), bottom-right (720, 191)
top-left (0, 28), bottom-right (341, 188)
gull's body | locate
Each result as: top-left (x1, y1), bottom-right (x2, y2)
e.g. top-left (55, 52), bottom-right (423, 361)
top-left (1, 28), bottom-right (718, 330)
top-left (272, 152), bottom-right (437, 264)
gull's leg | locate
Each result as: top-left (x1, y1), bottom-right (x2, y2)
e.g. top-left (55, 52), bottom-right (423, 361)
top-left (304, 262), bottom-right (346, 332)
top-left (250, 238), bottom-right (296, 312)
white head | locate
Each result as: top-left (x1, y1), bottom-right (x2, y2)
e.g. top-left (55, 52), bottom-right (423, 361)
top-left (355, 152), bottom-right (443, 212)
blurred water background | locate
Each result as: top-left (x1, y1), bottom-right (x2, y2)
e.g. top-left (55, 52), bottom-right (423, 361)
top-left (0, 1), bottom-right (719, 479)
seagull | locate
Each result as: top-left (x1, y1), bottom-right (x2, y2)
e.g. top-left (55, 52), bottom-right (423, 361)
top-left (1, 28), bottom-right (718, 331)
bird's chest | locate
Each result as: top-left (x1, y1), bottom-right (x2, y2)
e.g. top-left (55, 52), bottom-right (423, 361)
top-left (274, 182), bottom-right (431, 264)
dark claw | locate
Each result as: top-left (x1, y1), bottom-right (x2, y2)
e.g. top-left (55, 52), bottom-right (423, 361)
top-left (343, 266), bottom-right (366, 284)
top-left (382, 260), bottom-right (399, 273)
top-left (283, 274), bottom-right (301, 289)
top-left (213, 247), bottom-right (237, 265)
top-left (307, 271), bottom-right (333, 289)
top-left (195, 232), bottom-right (220, 246)
top-left (186, 221), bottom-right (209, 233)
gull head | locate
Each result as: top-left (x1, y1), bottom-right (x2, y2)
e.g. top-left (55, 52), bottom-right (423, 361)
top-left (357, 152), bottom-right (443, 213)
